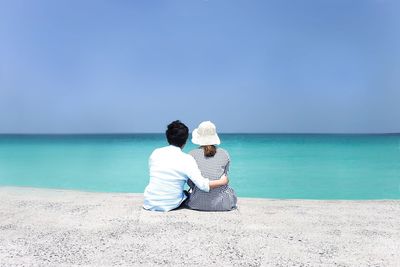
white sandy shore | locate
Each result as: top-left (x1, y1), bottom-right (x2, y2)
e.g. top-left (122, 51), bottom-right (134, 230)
top-left (0, 186), bottom-right (399, 266)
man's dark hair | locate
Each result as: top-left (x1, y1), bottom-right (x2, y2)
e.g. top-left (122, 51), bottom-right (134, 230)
top-left (166, 120), bottom-right (189, 148)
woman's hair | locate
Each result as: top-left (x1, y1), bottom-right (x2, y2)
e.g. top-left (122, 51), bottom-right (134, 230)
top-left (202, 145), bottom-right (216, 157)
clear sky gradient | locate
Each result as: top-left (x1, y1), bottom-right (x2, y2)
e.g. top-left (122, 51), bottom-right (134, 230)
top-left (1, 0), bottom-right (399, 133)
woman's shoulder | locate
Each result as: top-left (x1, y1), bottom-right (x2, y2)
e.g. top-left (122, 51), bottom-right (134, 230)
top-left (216, 147), bottom-right (230, 160)
top-left (189, 148), bottom-right (203, 157)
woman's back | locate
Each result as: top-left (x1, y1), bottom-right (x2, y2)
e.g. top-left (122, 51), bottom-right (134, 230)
top-left (186, 147), bottom-right (237, 211)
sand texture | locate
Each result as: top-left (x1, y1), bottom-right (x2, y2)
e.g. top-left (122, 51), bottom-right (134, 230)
top-left (0, 186), bottom-right (399, 266)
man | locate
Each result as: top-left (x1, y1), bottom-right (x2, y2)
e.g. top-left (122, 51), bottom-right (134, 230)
top-left (143, 120), bottom-right (229, 212)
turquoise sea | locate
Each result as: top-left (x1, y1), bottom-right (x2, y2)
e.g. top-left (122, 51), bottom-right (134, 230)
top-left (0, 134), bottom-right (399, 199)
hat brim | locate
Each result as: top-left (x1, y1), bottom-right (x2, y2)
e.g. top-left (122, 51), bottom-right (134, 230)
top-left (191, 128), bottom-right (221, 146)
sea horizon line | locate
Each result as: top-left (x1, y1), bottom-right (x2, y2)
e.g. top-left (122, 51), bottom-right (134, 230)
top-left (0, 132), bottom-right (399, 135)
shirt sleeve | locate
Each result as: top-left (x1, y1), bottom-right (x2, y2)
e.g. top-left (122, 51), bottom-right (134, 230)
top-left (186, 156), bottom-right (210, 192)
top-left (224, 161), bottom-right (230, 174)
top-left (224, 150), bottom-right (230, 174)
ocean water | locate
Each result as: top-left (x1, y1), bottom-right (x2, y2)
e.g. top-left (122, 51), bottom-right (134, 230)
top-left (0, 134), bottom-right (399, 199)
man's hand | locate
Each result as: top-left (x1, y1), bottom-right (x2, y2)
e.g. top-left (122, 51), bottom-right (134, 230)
top-left (209, 174), bottom-right (229, 189)
top-left (219, 174), bottom-right (229, 185)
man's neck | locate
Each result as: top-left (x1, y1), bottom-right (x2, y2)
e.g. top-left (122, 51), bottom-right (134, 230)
top-left (170, 144), bottom-right (184, 150)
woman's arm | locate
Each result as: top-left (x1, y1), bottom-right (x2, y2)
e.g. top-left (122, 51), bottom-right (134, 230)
top-left (210, 153), bottom-right (230, 189)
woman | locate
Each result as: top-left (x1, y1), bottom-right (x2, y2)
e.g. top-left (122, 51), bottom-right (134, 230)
top-left (185, 121), bottom-right (237, 211)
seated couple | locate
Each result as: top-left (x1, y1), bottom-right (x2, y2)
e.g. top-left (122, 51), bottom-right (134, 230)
top-left (143, 120), bottom-right (237, 212)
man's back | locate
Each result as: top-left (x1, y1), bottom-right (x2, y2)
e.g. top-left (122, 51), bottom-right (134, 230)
top-left (143, 145), bottom-right (208, 211)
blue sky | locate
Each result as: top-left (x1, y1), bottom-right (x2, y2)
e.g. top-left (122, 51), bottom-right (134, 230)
top-left (0, 0), bottom-right (399, 133)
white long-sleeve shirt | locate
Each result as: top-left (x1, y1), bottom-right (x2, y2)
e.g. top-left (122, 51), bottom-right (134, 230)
top-left (143, 145), bottom-right (210, 212)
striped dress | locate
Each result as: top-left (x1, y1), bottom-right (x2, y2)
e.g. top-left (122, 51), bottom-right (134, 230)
top-left (185, 148), bottom-right (237, 211)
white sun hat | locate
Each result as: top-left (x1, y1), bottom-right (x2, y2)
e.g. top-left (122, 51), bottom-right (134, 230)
top-left (191, 121), bottom-right (221, 146)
